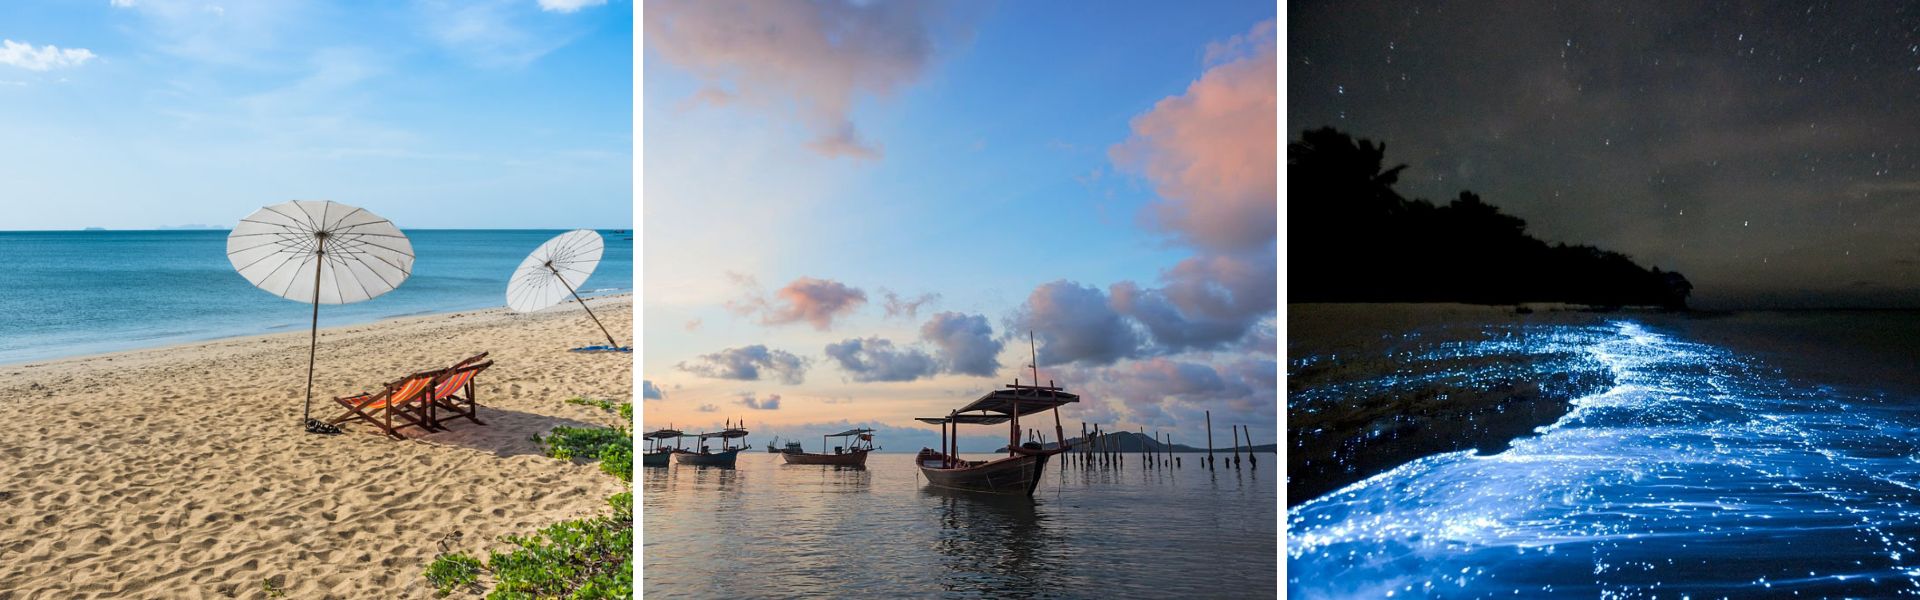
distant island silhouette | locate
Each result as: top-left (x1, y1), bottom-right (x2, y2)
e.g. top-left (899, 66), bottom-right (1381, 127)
top-left (998, 431), bottom-right (1275, 454)
top-left (1290, 127), bottom-right (1692, 309)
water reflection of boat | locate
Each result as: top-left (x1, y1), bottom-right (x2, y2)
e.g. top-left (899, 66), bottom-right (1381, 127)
top-left (924, 485), bottom-right (1063, 592)
top-left (675, 419), bottom-right (749, 467)
top-left (917, 368), bottom-right (1078, 495)
top-left (784, 428), bottom-right (878, 467)
top-left (642, 428), bottom-right (682, 468)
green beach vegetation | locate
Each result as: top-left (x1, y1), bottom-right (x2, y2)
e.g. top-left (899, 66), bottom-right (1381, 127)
top-left (426, 398), bottom-right (633, 598)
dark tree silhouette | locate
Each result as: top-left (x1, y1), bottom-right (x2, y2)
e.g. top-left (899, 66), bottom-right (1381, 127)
top-left (1289, 127), bottom-right (1692, 309)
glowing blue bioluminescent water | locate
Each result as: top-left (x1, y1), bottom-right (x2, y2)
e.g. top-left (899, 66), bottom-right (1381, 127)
top-left (1290, 320), bottom-right (1920, 598)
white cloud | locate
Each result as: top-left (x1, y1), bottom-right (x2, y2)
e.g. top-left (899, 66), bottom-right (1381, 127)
top-left (537, 0), bottom-right (605, 13)
top-left (0, 40), bottom-right (98, 71)
top-left (111, 0), bottom-right (137, 7)
top-left (420, 0), bottom-right (578, 68)
top-left (111, 0), bottom-right (309, 68)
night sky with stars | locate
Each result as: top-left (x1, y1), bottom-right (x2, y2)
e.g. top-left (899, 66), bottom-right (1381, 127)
top-left (1290, 1), bottom-right (1920, 308)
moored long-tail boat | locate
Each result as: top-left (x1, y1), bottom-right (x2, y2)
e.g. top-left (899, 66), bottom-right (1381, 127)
top-left (783, 428), bottom-right (878, 466)
top-left (642, 428), bottom-right (682, 468)
top-left (916, 379), bottom-right (1078, 496)
top-left (674, 419), bottom-right (749, 467)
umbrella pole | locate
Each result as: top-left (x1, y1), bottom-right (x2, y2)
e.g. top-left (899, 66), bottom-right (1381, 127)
top-left (547, 264), bottom-right (620, 348)
top-left (304, 251), bottom-right (322, 430)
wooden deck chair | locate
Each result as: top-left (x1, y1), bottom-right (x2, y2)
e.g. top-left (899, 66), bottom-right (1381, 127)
top-left (451, 352), bottom-right (489, 370)
top-left (426, 359), bottom-right (493, 429)
top-left (329, 370), bottom-right (441, 439)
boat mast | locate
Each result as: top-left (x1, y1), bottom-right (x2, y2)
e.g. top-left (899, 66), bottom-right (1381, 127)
top-left (1029, 331), bottom-right (1040, 393)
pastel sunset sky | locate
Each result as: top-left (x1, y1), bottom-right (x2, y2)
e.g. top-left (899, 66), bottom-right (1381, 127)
top-left (642, 1), bottom-right (1277, 452)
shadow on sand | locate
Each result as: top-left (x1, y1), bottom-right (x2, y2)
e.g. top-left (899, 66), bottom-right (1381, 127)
top-left (347, 405), bottom-right (617, 458)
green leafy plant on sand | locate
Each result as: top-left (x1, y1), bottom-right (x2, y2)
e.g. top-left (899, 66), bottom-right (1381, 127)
top-left (427, 400), bottom-right (633, 598)
top-left (537, 422), bottom-right (635, 483)
top-left (484, 492), bottom-right (632, 599)
top-left (563, 395), bottom-right (627, 417)
top-left (424, 553), bottom-right (484, 596)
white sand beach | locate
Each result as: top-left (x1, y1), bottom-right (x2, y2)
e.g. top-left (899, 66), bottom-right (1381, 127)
top-left (0, 296), bottom-right (632, 598)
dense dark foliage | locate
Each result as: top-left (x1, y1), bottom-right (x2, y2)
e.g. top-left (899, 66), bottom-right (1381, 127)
top-left (1289, 128), bottom-right (1692, 308)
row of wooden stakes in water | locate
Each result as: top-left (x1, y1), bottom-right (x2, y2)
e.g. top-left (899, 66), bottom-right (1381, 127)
top-left (1058, 410), bottom-right (1258, 471)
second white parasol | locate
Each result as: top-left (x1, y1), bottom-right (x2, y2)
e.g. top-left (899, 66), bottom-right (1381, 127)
top-left (227, 200), bottom-right (414, 434)
top-left (507, 229), bottom-right (620, 349)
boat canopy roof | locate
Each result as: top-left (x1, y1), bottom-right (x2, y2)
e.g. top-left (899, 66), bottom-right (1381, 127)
top-left (697, 428), bottom-right (750, 439)
top-left (642, 429), bottom-right (683, 440)
top-left (952, 384), bottom-right (1080, 417)
top-left (915, 415), bottom-right (1012, 425)
top-left (825, 428), bottom-right (875, 437)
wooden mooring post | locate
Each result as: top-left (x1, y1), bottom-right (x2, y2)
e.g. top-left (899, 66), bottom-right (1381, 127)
top-left (1243, 424), bottom-right (1257, 470)
top-left (1232, 425), bottom-right (1242, 469)
top-left (1136, 426), bottom-right (1144, 469)
top-left (1205, 410), bottom-right (1216, 470)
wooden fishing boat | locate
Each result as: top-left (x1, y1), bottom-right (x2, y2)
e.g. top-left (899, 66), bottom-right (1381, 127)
top-left (916, 380), bottom-right (1078, 496)
top-left (783, 428), bottom-right (878, 466)
top-left (674, 420), bottom-right (749, 467)
top-left (765, 437), bottom-right (782, 453)
top-left (641, 428), bottom-right (682, 468)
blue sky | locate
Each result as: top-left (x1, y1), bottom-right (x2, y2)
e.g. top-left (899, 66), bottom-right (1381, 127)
top-left (643, 1), bottom-right (1277, 451)
top-left (0, 0), bottom-right (631, 230)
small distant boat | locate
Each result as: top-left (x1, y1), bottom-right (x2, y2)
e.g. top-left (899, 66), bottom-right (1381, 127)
top-left (675, 419), bottom-right (748, 467)
top-left (783, 428), bottom-right (878, 467)
top-left (642, 428), bottom-right (682, 468)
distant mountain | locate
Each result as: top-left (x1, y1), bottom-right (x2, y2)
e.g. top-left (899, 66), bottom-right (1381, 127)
top-left (998, 430), bottom-right (1275, 453)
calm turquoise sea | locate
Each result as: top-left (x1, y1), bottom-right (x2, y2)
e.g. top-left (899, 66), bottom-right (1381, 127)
top-left (0, 230), bottom-right (632, 365)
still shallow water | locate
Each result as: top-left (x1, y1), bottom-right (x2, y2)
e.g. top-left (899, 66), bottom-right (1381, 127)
top-left (1290, 320), bottom-right (1920, 598)
top-left (644, 451), bottom-right (1277, 598)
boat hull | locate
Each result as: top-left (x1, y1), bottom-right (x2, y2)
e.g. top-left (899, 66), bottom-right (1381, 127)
top-left (642, 451), bottom-right (672, 468)
top-left (783, 449), bottom-right (870, 466)
top-left (918, 452), bottom-right (1054, 495)
top-left (674, 448), bottom-right (742, 467)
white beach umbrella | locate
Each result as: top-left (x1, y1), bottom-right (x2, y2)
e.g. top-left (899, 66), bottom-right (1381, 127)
top-left (228, 200), bottom-right (414, 434)
top-left (506, 229), bottom-right (619, 348)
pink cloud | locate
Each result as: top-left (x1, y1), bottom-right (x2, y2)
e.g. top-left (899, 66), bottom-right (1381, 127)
top-left (740, 276), bottom-right (867, 330)
top-left (1110, 19), bottom-right (1277, 253)
top-left (646, 0), bottom-right (968, 159)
